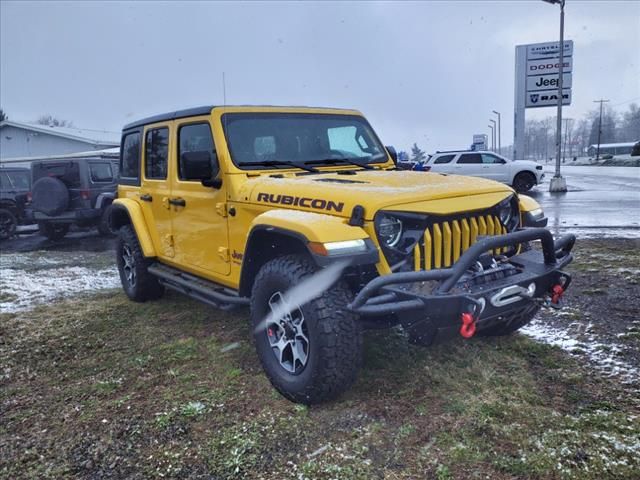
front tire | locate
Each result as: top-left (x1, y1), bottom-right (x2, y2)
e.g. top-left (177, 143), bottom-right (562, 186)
top-left (116, 225), bottom-right (164, 302)
top-left (38, 222), bottom-right (70, 241)
top-left (0, 208), bottom-right (17, 240)
top-left (477, 305), bottom-right (540, 337)
top-left (513, 171), bottom-right (536, 193)
top-left (250, 254), bottom-right (362, 404)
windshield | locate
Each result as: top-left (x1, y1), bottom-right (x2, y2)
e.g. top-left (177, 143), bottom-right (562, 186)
top-left (0, 171), bottom-right (30, 190)
top-left (222, 113), bottom-right (387, 170)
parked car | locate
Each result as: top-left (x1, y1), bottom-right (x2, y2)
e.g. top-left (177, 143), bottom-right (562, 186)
top-left (28, 157), bottom-right (118, 240)
top-left (419, 150), bottom-right (544, 192)
top-left (110, 105), bottom-right (574, 404)
top-left (0, 166), bottom-right (31, 240)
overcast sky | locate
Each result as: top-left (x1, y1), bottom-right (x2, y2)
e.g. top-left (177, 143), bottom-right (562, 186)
top-left (1, 0), bottom-right (638, 153)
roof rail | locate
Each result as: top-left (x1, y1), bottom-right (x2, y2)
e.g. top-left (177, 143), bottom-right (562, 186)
top-left (435, 149), bottom-right (471, 154)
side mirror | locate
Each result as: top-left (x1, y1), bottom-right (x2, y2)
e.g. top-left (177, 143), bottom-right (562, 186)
top-left (181, 151), bottom-right (221, 187)
top-left (385, 146), bottom-right (398, 164)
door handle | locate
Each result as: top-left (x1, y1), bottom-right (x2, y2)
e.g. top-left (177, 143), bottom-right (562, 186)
top-left (482, 166), bottom-right (490, 169)
top-left (140, 194), bottom-right (153, 202)
top-left (168, 197), bottom-right (186, 207)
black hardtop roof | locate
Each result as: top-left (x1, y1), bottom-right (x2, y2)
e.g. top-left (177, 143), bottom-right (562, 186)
top-left (123, 106), bottom-right (216, 131)
top-left (122, 105), bottom-right (355, 131)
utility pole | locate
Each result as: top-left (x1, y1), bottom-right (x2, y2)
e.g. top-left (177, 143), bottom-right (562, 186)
top-left (593, 99), bottom-right (609, 161)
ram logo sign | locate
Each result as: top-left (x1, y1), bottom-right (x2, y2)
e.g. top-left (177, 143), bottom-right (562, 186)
top-left (526, 90), bottom-right (571, 108)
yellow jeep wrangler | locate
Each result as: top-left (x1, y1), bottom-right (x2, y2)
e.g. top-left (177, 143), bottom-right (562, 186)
top-left (111, 105), bottom-right (575, 404)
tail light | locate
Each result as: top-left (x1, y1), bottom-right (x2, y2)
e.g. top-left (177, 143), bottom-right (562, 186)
top-left (424, 166), bottom-right (432, 172)
top-left (26, 192), bottom-right (32, 202)
top-left (80, 189), bottom-right (90, 201)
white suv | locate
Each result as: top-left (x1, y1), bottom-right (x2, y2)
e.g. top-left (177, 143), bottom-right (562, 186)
top-left (419, 151), bottom-right (544, 192)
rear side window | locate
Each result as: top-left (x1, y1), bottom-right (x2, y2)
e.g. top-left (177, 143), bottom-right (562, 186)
top-left (145, 128), bottom-right (169, 180)
top-left (1, 171), bottom-right (30, 189)
top-left (433, 154), bottom-right (455, 164)
top-left (121, 132), bottom-right (141, 180)
top-left (481, 153), bottom-right (505, 164)
top-left (89, 163), bottom-right (113, 183)
top-left (178, 123), bottom-right (216, 180)
top-left (457, 153), bottom-right (482, 164)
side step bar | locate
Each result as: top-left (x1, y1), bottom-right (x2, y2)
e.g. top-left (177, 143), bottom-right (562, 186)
top-left (148, 263), bottom-right (250, 310)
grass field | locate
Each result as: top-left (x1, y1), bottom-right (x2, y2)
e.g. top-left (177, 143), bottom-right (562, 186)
top-left (1, 239), bottom-right (639, 479)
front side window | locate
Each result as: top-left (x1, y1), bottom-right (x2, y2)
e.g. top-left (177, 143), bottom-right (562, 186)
top-left (222, 113), bottom-right (386, 169)
top-left (433, 154), bottom-right (455, 164)
top-left (121, 132), bottom-right (140, 179)
top-left (145, 127), bottom-right (169, 180)
top-left (481, 153), bottom-right (505, 164)
top-left (457, 153), bottom-right (482, 164)
top-left (178, 123), bottom-right (217, 180)
top-left (89, 163), bottom-right (113, 183)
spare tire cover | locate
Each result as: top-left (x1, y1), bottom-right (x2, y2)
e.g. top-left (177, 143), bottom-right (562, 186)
top-left (31, 177), bottom-right (69, 216)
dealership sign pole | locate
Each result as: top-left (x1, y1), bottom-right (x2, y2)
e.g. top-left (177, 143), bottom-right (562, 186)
top-left (549, 0), bottom-right (567, 192)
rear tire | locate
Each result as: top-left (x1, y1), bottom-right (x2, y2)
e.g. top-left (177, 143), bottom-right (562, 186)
top-left (250, 254), bottom-right (362, 404)
top-left (477, 305), bottom-right (540, 337)
top-left (0, 208), bottom-right (17, 240)
top-left (38, 222), bottom-right (70, 241)
top-left (116, 225), bottom-right (164, 302)
top-left (513, 171), bottom-right (536, 193)
top-left (97, 205), bottom-right (115, 236)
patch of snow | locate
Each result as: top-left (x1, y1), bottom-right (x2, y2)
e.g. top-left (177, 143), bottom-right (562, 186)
top-left (0, 252), bottom-right (119, 313)
top-left (521, 315), bottom-right (639, 386)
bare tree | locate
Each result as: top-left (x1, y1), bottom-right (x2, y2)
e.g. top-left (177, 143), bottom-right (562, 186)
top-left (36, 115), bottom-right (74, 128)
top-left (0, 108), bottom-right (7, 122)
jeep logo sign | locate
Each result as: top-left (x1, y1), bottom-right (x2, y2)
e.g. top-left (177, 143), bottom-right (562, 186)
top-left (526, 73), bottom-right (572, 92)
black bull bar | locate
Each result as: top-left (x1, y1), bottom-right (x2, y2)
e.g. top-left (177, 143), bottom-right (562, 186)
top-left (347, 228), bottom-right (576, 326)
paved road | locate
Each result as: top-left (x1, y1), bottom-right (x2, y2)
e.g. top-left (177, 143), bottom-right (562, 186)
top-left (528, 166), bottom-right (640, 238)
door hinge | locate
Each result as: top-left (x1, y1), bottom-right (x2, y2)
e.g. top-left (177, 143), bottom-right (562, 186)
top-left (218, 246), bottom-right (230, 262)
top-left (216, 202), bottom-right (228, 217)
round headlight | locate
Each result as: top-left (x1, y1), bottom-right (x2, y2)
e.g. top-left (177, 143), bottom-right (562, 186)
top-left (377, 214), bottom-right (403, 248)
top-left (499, 203), bottom-right (514, 226)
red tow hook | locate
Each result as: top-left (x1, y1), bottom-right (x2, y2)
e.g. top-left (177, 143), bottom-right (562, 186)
top-left (551, 284), bottom-right (565, 305)
top-left (460, 312), bottom-right (477, 338)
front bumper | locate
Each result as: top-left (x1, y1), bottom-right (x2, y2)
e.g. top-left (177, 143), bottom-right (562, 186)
top-left (348, 228), bottom-right (575, 344)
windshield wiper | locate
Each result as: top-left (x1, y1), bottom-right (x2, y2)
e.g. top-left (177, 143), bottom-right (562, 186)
top-left (305, 158), bottom-right (376, 170)
top-left (238, 160), bottom-right (318, 173)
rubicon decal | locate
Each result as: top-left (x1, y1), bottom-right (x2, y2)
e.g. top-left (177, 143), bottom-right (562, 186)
top-left (257, 192), bottom-right (344, 213)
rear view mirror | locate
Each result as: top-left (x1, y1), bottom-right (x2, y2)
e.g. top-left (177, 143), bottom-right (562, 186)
top-left (386, 146), bottom-right (398, 164)
top-left (181, 151), bottom-right (221, 187)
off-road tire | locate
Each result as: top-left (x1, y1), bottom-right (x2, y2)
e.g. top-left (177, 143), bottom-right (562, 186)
top-left (512, 171), bottom-right (536, 193)
top-left (250, 254), bottom-right (362, 404)
top-left (97, 205), bottom-right (115, 236)
top-left (38, 222), bottom-right (70, 241)
top-left (116, 225), bottom-right (164, 302)
top-left (477, 305), bottom-right (540, 337)
top-left (0, 208), bottom-right (17, 240)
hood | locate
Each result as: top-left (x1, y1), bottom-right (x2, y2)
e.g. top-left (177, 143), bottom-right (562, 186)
top-left (242, 170), bottom-right (513, 220)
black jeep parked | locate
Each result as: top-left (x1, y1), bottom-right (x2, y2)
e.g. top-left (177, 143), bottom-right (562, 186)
top-left (0, 166), bottom-right (32, 240)
top-left (29, 157), bottom-right (118, 240)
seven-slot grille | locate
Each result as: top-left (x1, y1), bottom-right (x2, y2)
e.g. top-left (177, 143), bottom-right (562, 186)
top-left (412, 213), bottom-right (508, 271)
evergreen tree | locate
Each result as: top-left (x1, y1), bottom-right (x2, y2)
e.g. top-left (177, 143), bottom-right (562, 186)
top-left (410, 143), bottom-right (427, 162)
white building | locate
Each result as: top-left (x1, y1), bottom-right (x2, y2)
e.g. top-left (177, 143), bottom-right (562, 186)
top-left (0, 120), bottom-right (119, 162)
